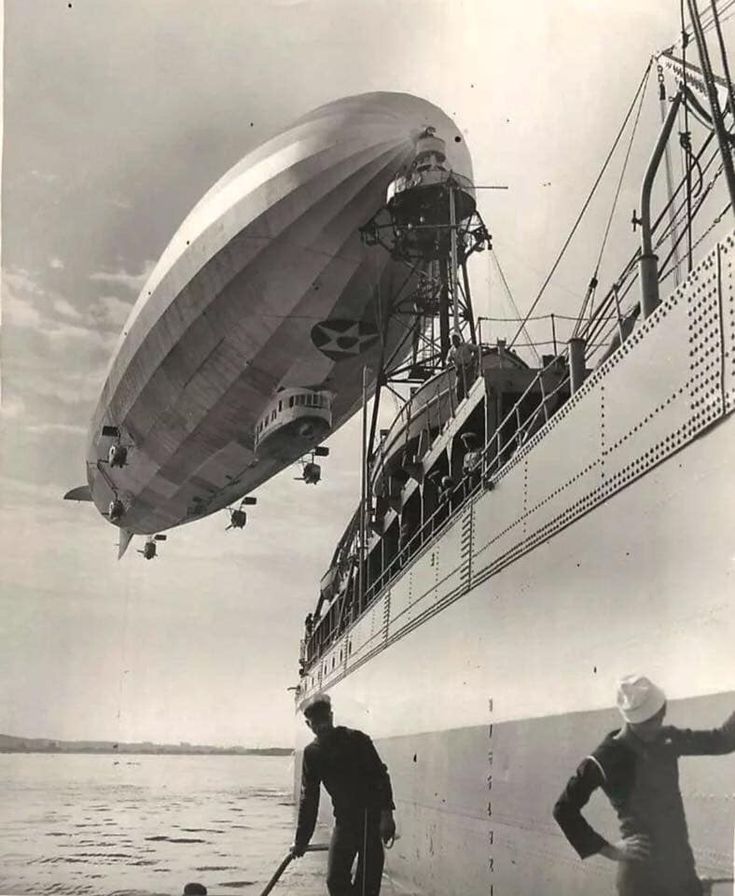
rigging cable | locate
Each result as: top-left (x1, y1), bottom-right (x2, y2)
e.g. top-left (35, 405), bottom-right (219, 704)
top-left (572, 61), bottom-right (652, 337)
top-left (572, 137), bottom-right (710, 352)
top-left (660, 65), bottom-right (683, 286)
top-left (585, 150), bottom-right (724, 356)
top-left (687, 0), bottom-right (735, 207)
top-left (661, 142), bottom-right (719, 231)
top-left (655, 137), bottom-right (719, 247)
top-left (663, 0), bottom-right (735, 60)
top-left (681, 0), bottom-right (695, 272)
top-left (508, 59), bottom-right (653, 350)
top-left (700, 0), bottom-right (735, 33)
top-left (709, 0), bottom-right (735, 117)
top-left (659, 161), bottom-right (728, 279)
top-left (661, 203), bottom-right (731, 283)
top-left (490, 251), bottom-right (541, 364)
top-left (677, 0), bottom-right (735, 41)
top-left (582, 123), bottom-right (719, 352)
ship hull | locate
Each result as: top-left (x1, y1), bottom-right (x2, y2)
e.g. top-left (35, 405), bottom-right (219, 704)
top-left (296, 416), bottom-right (735, 892)
top-left (294, 235), bottom-right (735, 894)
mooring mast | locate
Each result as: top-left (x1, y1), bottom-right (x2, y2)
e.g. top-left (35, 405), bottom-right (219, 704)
top-left (360, 127), bottom-right (490, 387)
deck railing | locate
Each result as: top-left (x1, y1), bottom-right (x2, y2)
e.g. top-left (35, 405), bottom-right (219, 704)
top-left (303, 280), bottom-right (644, 670)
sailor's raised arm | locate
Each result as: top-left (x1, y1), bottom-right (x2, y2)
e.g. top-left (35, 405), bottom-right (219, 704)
top-left (553, 758), bottom-right (609, 859)
top-left (669, 709), bottom-right (735, 756)
top-left (292, 746), bottom-right (320, 857)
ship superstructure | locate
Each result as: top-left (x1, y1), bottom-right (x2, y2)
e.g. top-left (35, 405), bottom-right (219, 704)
top-left (295, 8), bottom-right (735, 894)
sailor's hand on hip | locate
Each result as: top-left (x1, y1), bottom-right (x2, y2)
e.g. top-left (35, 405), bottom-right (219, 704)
top-left (379, 811), bottom-right (396, 845)
top-left (612, 835), bottom-right (651, 862)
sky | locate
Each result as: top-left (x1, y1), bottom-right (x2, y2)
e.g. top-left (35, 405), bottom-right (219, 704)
top-left (1, 0), bottom-right (732, 747)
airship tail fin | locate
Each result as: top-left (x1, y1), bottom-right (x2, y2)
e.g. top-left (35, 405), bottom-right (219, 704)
top-left (64, 485), bottom-right (92, 502)
top-left (117, 528), bottom-right (135, 560)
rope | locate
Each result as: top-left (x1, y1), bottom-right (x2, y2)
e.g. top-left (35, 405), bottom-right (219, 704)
top-left (660, 203), bottom-right (731, 285)
top-left (709, 0), bottom-right (735, 117)
top-left (681, 0), bottom-right (695, 272)
top-left (583, 151), bottom-right (726, 354)
top-left (670, 0), bottom-right (735, 45)
top-left (508, 60), bottom-right (653, 349)
top-left (659, 148), bottom-right (723, 245)
top-left (581, 128), bottom-right (720, 350)
top-left (595, 61), bottom-right (652, 275)
top-left (491, 251), bottom-right (541, 363)
top-left (700, 0), bottom-right (735, 34)
top-left (661, 62), bottom-right (682, 286)
top-left (660, 172), bottom-right (730, 280)
top-left (572, 61), bottom-right (652, 337)
top-left (654, 142), bottom-right (720, 251)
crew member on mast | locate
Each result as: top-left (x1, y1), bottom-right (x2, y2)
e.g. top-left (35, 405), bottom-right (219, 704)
top-left (447, 332), bottom-right (477, 402)
top-left (290, 694), bottom-right (396, 896)
top-left (553, 675), bottom-right (735, 896)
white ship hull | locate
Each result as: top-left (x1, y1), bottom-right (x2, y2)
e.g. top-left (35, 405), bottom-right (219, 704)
top-left (295, 234), bottom-right (735, 894)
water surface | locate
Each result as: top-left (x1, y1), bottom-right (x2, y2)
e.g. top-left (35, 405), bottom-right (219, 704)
top-left (0, 753), bottom-right (328, 896)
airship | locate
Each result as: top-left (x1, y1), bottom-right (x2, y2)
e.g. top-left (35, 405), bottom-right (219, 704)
top-left (65, 92), bottom-right (473, 556)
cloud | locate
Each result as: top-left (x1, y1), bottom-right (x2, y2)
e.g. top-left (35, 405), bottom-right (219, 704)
top-left (26, 371), bottom-right (103, 406)
top-left (52, 296), bottom-right (83, 322)
top-left (88, 261), bottom-right (155, 293)
top-left (3, 267), bottom-right (43, 298)
top-left (49, 257), bottom-right (64, 270)
top-left (3, 267), bottom-right (117, 352)
top-left (90, 294), bottom-right (134, 330)
top-left (5, 293), bottom-right (43, 328)
top-left (0, 473), bottom-right (62, 505)
top-left (1, 267), bottom-right (113, 460)
top-left (46, 319), bottom-right (115, 349)
top-left (24, 422), bottom-right (87, 436)
top-left (29, 169), bottom-right (59, 184)
top-left (1, 393), bottom-right (27, 420)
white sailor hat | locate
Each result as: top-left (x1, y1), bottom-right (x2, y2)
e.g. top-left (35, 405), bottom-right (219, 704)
top-left (616, 674), bottom-right (667, 723)
top-left (303, 693), bottom-right (332, 719)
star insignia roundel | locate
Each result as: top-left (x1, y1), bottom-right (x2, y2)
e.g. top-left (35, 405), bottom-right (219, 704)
top-left (311, 318), bottom-right (379, 361)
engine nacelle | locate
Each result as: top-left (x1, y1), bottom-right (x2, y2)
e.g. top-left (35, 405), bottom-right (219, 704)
top-left (229, 509), bottom-right (247, 529)
top-left (108, 444), bottom-right (128, 467)
top-left (140, 533), bottom-right (166, 558)
top-left (303, 462), bottom-right (321, 484)
top-left (108, 499), bottom-right (125, 522)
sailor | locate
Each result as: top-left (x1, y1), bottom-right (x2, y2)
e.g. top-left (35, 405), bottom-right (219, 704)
top-left (460, 432), bottom-right (482, 493)
top-left (438, 475), bottom-right (455, 505)
top-left (553, 675), bottom-right (735, 896)
top-left (446, 333), bottom-right (477, 402)
top-left (182, 884), bottom-right (207, 896)
top-left (399, 515), bottom-right (411, 559)
top-left (290, 694), bottom-right (396, 896)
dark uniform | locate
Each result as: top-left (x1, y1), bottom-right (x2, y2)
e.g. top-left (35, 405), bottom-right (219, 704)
top-left (553, 712), bottom-right (735, 895)
top-left (295, 725), bottom-right (395, 896)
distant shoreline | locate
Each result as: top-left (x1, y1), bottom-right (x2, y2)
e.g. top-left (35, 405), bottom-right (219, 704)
top-left (0, 734), bottom-right (292, 756)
